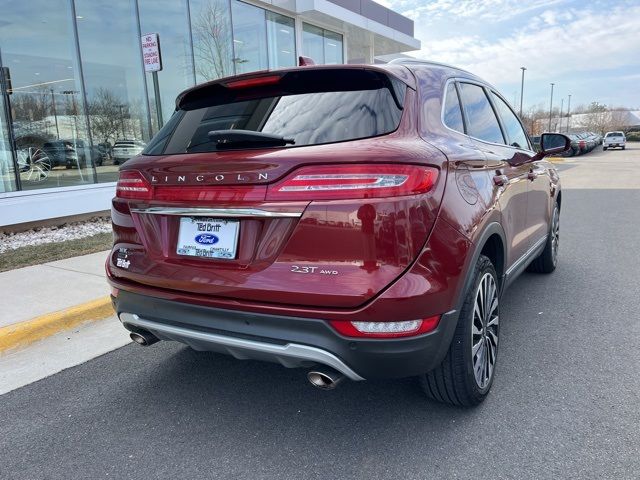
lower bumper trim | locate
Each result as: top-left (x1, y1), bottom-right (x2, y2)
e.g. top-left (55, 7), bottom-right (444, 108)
top-left (119, 312), bottom-right (365, 381)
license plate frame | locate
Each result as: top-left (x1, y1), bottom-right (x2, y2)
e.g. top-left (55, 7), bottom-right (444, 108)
top-left (176, 217), bottom-right (240, 259)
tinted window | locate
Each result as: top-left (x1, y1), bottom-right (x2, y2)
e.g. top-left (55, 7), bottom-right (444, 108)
top-left (162, 88), bottom-right (403, 154)
top-left (143, 111), bottom-right (184, 155)
top-left (443, 83), bottom-right (464, 133)
top-left (458, 83), bottom-right (504, 144)
top-left (491, 93), bottom-right (530, 149)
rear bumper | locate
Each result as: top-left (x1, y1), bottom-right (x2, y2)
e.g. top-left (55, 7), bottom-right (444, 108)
top-left (113, 290), bottom-right (459, 380)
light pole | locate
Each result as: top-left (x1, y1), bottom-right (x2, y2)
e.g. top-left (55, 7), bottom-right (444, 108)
top-left (548, 83), bottom-right (555, 132)
top-left (62, 90), bottom-right (79, 137)
top-left (566, 94), bottom-right (572, 133)
top-left (50, 88), bottom-right (60, 139)
top-left (559, 98), bottom-right (564, 133)
top-left (519, 66), bottom-right (526, 117)
top-left (117, 104), bottom-right (127, 137)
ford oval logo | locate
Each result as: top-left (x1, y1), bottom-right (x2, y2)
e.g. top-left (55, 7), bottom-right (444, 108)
top-left (195, 234), bottom-right (219, 245)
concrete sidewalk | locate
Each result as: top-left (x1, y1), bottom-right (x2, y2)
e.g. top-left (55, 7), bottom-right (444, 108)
top-left (0, 251), bottom-right (110, 328)
top-left (0, 250), bottom-right (114, 352)
top-left (0, 249), bottom-right (133, 393)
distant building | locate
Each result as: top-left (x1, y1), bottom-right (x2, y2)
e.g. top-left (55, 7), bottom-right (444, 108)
top-left (535, 110), bottom-right (640, 134)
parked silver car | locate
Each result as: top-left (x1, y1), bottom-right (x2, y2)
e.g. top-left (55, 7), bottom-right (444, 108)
top-left (112, 139), bottom-right (146, 165)
top-left (603, 131), bottom-right (626, 150)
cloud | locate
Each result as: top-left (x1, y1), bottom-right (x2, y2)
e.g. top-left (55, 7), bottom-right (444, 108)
top-left (398, 0), bottom-right (566, 22)
top-left (406, 2), bottom-right (640, 88)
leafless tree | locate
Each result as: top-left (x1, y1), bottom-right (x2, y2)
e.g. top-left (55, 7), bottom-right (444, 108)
top-left (87, 88), bottom-right (125, 144)
top-left (520, 104), bottom-right (548, 135)
top-left (10, 88), bottom-right (50, 123)
top-left (192, 0), bottom-right (234, 81)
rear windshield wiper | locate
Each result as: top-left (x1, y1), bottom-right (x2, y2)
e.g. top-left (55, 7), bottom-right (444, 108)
top-left (187, 129), bottom-right (295, 151)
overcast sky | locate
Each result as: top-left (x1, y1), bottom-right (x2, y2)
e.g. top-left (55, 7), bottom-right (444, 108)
top-left (378, 0), bottom-right (640, 111)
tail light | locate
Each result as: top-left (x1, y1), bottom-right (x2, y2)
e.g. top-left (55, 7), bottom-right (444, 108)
top-left (329, 316), bottom-right (440, 338)
top-left (266, 164), bottom-right (438, 201)
top-left (115, 170), bottom-right (152, 200)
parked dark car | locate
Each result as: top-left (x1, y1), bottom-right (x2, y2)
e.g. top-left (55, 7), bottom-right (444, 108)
top-left (563, 134), bottom-right (581, 156)
top-left (530, 135), bottom-right (541, 151)
top-left (107, 61), bottom-right (569, 406)
top-left (41, 140), bottom-right (78, 168)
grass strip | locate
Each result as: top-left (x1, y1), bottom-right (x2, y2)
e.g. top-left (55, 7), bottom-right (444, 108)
top-left (0, 232), bottom-right (112, 273)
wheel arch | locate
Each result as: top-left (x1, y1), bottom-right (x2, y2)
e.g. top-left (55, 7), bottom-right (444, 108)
top-left (556, 190), bottom-right (562, 210)
top-left (455, 222), bottom-right (507, 310)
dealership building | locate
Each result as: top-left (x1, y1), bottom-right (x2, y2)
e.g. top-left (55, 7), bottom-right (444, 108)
top-left (0, 0), bottom-right (419, 228)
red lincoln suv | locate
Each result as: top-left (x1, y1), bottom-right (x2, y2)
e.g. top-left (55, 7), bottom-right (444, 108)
top-left (107, 60), bottom-right (569, 406)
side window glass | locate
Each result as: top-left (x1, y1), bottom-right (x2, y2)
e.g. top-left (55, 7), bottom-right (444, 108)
top-left (491, 93), bottom-right (530, 150)
top-left (443, 83), bottom-right (464, 133)
top-left (458, 83), bottom-right (504, 144)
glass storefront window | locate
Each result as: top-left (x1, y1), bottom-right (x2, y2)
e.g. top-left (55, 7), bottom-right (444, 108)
top-left (139, 0), bottom-right (196, 130)
top-left (231, 1), bottom-right (268, 75)
top-left (1, 61), bottom-right (18, 193)
top-left (324, 31), bottom-right (343, 65)
top-left (302, 24), bottom-right (343, 65)
top-left (190, 0), bottom-right (234, 84)
top-left (302, 24), bottom-right (324, 65)
top-left (0, 0), bottom-right (95, 190)
top-left (266, 12), bottom-right (296, 69)
top-left (75, 0), bottom-right (151, 183)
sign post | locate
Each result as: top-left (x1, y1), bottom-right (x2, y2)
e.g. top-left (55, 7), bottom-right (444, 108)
top-left (141, 33), bottom-right (163, 129)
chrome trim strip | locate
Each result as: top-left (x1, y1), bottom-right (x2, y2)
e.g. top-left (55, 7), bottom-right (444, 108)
top-left (120, 313), bottom-right (365, 381)
top-left (130, 207), bottom-right (302, 218)
top-left (505, 234), bottom-right (548, 276)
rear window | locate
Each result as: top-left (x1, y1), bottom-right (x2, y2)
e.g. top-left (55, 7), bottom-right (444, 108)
top-left (144, 69), bottom-right (405, 155)
top-left (606, 132), bottom-right (623, 137)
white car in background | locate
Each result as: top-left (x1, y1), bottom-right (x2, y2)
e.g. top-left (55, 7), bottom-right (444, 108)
top-left (112, 139), bottom-right (146, 165)
top-left (603, 131), bottom-right (626, 150)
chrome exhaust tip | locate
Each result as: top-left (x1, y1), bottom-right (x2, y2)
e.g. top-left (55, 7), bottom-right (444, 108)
top-left (129, 330), bottom-right (159, 346)
top-left (307, 369), bottom-right (345, 390)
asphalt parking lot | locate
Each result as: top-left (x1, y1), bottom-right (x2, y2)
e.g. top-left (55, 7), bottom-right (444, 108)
top-left (1, 145), bottom-right (639, 479)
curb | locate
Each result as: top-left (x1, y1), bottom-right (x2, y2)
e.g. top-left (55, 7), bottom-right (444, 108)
top-left (547, 157), bottom-right (565, 163)
top-left (0, 296), bottom-right (114, 354)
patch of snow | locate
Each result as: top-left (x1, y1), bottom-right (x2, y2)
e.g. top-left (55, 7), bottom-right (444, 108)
top-left (0, 217), bottom-right (112, 253)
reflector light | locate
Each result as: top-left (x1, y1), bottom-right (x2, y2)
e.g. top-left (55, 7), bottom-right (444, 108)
top-left (225, 75), bottom-right (282, 89)
top-left (329, 316), bottom-right (441, 338)
top-left (116, 170), bottom-right (152, 200)
top-left (352, 320), bottom-right (422, 334)
top-left (266, 164), bottom-right (438, 200)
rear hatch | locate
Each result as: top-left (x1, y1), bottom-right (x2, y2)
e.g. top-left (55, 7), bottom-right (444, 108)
top-left (109, 67), bottom-right (446, 308)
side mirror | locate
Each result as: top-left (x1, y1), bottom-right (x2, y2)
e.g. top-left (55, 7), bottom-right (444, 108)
top-left (539, 133), bottom-right (571, 156)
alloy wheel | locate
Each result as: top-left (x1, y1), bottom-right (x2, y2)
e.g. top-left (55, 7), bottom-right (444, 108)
top-left (17, 148), bottom-right (51, 183)
top-left (471, 272), bottom-right (499, 389)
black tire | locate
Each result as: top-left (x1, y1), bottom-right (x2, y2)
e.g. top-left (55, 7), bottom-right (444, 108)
top-left (622, 146), bottom-right (625, 150)
top-left (419, 255), bottom-right (500, 407)
top-left (527, 203), bottom-right (560, 274)
top-left (603, 147), bottom-right (608, 151)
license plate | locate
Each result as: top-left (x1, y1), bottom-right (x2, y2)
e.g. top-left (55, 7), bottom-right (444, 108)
top-left (177, 217), bottom-right (239, 259)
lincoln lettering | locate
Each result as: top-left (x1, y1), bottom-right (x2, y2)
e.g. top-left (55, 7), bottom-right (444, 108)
top-left (149, 172), bottom-right (269, 184)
